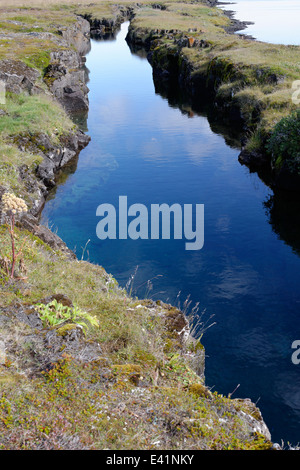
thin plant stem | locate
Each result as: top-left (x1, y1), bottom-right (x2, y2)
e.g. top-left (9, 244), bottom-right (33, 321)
top-left (7, 214), bottom-right (28, 279)
top-left (10, 214), bottom-right (16, 279)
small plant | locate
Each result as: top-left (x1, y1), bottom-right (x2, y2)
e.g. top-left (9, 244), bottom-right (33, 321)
top-left (1, 192), bottom-right (28, 279)
top-left (244, 128), bottom-right (265, 153)
top-left (125, 265), bottom-right (139, 296)
top-left (35, 298), bottom-right (99, 334)
top-left (266, 109), bottom-right (300, 174)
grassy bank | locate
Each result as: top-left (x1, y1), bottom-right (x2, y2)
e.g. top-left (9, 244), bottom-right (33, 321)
top-left (129, 2), bottom-right (299, 177)
top-left (0, 0), bottom-right (295, 449)
top-left (0, 222), bottom-right (272, 449)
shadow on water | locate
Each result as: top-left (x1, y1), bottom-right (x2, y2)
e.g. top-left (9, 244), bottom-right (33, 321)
top-left (128, 44), bottom-right (245, 150)
top-left (152, 72), bottom-right (243, 150)
top-left (264, 191), bottom-right (300, 257)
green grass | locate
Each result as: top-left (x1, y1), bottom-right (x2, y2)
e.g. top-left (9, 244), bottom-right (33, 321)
top-left (0, 141), bottom-right (43, 192)
top-left (0, 93), bottom-right (74, 139)
top-left (0, 92), bottom-right (75, 193)
top-left (130, 2), bottom-right (230, 33)
top-left (0, 35), bottom-right (65, 73)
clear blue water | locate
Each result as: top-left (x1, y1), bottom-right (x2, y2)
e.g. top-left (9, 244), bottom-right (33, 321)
top-left (41, 22), bottom-right (300, 445)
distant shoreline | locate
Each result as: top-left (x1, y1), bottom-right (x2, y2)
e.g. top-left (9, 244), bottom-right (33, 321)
top-left (214, 1), bottom-right (256, 40)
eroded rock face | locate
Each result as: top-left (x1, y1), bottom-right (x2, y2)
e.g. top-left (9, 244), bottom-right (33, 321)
top-left (0, 16), bottom-right (92, 251)
top-left (44, 50), bottom-right (90, 114)
top-left (0, 19), bottom-right (91, 173)
top-left (238, 148), bottom-right (269, 168)
top-left (32, 130), bottom-right (91, 188)
top-left (11, 129), bottom-right (90, 194)
top-left (82, 5), bottom-right (134, 39)
top-left (233, 398), bottom-right (272, 442)
top-left (0, 59), bottom-right (42, 95)
top-left (43, 18), bottom-right (91, 114)
top-left (58, 16), bottom-right (91, 56)
top-left (0, 17), bottom-right (91, 113)
top-left (30, 18), bottom-right (92, 206)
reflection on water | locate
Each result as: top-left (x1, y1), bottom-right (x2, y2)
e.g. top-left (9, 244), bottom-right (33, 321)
top-left (264, 192), bottom-right (300, 256)
top-left (41, 22), bottom-right (300, 445)
top-left (152, 77), bottom-right (249, 159)
top-left (219, 0), bottom-right (300, 45)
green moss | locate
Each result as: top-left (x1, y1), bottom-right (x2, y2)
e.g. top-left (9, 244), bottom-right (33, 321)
top-left (232, 398), bottom-right (263, 423)
top-left (188, 383), bottom-right (211, 398)
top-left (112, 364), bottom-right (142, 376)
top-left (22, 50), bottom-right (51, 71)
top-left (55, 323), bottom-right (78, 337)
top-left (0, 93), bottom-right (74, 139)
top-left (0, 373), bottom-right (22, 386)
top-left (134, 348), bottom-right (157, 367)
top-left (208, 57), bottom-right (237, 83)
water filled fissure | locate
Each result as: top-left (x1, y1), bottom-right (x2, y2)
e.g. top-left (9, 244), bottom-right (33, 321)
top-left (41, 21), bottom-right (300, 444)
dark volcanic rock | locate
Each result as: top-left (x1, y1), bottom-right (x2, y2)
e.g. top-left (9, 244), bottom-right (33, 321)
top-left (238, 148), bottom-right (269, 168)
top-left (58, 16), bottom-right (91, 56)
top-left (44, 51), bottom-right (89, 113)
top-left (13, 129), bottom-right (90, 191)
top-left (0, 59), bottom-right (42, 95)
top-left (43, 17), bottom-right (91, 114)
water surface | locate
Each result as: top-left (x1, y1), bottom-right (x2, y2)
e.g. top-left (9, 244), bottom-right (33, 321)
top-left (41, 23), bottom-right (300, 445)
top-left (219, 0), bottom-right (300, 44)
